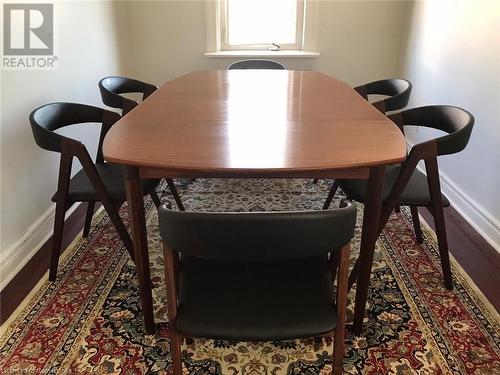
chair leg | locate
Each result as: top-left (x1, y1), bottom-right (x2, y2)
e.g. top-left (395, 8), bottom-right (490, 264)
top-left (166, 179), bottom-right (185, 211)
top-left (113, 201), bottom-right (123, 214)
top-left (82, 201), bottom-right (95, 237)
top-left (329, 251), bottom-right (340, 287)
top-left (346, 199), bottom-right (395, 291)
top-left (49, 200), bottom-right (68, 281)
top-left (49, 151), bottom-right (72, 282)
top-left (323, 180), bottom-right (340, 210)
top-left (170, 335), bottom-right (183, 375)
top-left (150, 190), bottom-right (161, 208)
top-left (333, 243), bottom-right (350, 375)
top-left (432, 204), bottom-right (452, 290)
top-left (425, 158), bottom-right (453, 290)
top-left (410, 206), bottom-right (423, 244)
top-left (103, 201), bottom-right (135, 262)
top-left (347, 257), bottom-right (359, 291)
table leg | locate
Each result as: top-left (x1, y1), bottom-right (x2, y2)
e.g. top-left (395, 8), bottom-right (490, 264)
top-left (352, 166), bottom-right (386, 336)
top-left (124, 166), bottom-right (155, 334)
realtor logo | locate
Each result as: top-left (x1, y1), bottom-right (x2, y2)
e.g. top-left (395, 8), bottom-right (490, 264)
top-left (3, 3), bottom-right (57, 69)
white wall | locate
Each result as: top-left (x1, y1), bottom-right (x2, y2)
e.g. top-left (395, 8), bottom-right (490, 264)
top-left (111, 0), bottom-right (313, 84)
top-left (0, 2), bottom-right (124, 288)
top-left (114, 1), bottom-right (411, 86)
top-left (314, 0), bottom-right (412, 86)
top-left (401, 0), bottom-right (500, 250)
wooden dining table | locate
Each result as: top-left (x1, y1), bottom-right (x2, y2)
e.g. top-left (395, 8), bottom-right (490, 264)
top-left (103, 70), bottom-right (406, 335)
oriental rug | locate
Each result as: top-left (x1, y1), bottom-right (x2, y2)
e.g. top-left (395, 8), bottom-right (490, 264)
top-left (1, 179), bottom-right (499, 374)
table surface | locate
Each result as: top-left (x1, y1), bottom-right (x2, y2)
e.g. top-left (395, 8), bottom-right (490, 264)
top-left (103, 70), bottom-right (406, 173)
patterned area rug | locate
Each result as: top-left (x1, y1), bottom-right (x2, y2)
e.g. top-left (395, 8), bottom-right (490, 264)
top-left (1, 179), bottom-right (499, 374)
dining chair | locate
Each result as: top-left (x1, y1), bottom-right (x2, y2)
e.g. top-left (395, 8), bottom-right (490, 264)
top-left (323, 105), bottom-right (474, 290)
top-left (313, 78), bottom-right (412, 184)
top-left (30, 102), bottom-right (162, 281)
top-left (98, 75), bottom-right (157, 115)
top-left (354, 78), bottom-right (412, 114)
top-left (99, 75), bottom-right (185, 211)
top-left (158, 202), bottom-right (357, 375)
top-left (228, 59), bottom-right (285, 70)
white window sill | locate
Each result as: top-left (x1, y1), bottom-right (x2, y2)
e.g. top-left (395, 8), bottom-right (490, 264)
top-left (205, 50), bottom-right (320, 58)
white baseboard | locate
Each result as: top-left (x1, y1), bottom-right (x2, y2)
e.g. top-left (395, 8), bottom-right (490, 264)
top-left (0, 204), bottom-right (78, 291)
top-left (415, 163), bottom-right (500, 253)
top-left (438, 171), bottom-right (500, 253)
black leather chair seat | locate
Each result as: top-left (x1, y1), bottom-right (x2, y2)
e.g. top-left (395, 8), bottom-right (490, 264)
top-left (176, 255), bottom-right (337, 341)
top-left (340, 165), bottom-right (450, 207)
top-left (52, 163), bottom-right (159, 202)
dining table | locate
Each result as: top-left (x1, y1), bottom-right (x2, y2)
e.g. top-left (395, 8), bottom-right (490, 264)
top-left (103, 69), bottom-right (407, 335)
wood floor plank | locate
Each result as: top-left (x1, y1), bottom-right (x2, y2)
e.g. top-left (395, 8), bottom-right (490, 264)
top-left (420, 206), bottom-right (500, 312)
top-left (0, 202), bottom-right (92, 324)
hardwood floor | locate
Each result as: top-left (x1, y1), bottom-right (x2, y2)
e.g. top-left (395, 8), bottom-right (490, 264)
top-left (1, 202), bottom-right (498, 324)
top-left (420, 206), bottom-right (500, 312)
top-left (0, 203), bottom-right (92, 324)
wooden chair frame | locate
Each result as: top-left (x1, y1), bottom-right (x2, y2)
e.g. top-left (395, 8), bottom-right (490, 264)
top-left (324, 107), bottom-right (474, 291)
top-left (31, 104), bottom-right (161, 281)
top-left (163, 242), bottom-right (350, 375)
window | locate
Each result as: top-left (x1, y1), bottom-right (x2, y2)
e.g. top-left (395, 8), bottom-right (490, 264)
top-left (205, 0), bottom-right (318, 57)
top-left (220, 0), bottom-right (305, 51)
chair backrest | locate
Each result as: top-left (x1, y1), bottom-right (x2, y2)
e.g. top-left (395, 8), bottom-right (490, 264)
top-left (391, 105), bottom-right (474, 156)
top-left (355, 78), bottom-right (412, 113)
top-left (375, 105), bottom-right (474, 231)
top-left (228, 59), bottom-right (285, 70)
top-left (30, 102), bottom-right (120, 161)
top-left (159, 202), bottom-right (357, 261)
top-left (98, 76), bottom-right (157, 115)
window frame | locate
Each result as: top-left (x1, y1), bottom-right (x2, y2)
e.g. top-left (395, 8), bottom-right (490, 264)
top-left (219, 0), bottom-right (306, 51)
